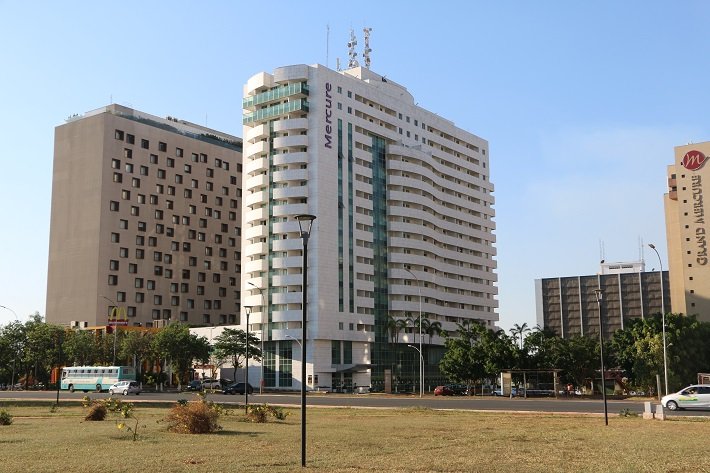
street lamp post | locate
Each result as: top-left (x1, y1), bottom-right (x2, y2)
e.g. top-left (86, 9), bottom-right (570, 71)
top-left (244, 306), bottom-right (252, 413)
top-left (404, 268), bottom-right (423, 398)
top-left (648, 243), bottom-right (669, 396)
top-left (248, 281), bottom-right (266, 394)
top-left (406, 344), bottom-right (423, 395)
top-left (594, 289), bottom-right (609, 426)
top-left (0, 305), bottom-right (19, 391)
top-left (101, 295), bottom-right (118, 365)
top-left (296, 214), bottom-right (316, 468)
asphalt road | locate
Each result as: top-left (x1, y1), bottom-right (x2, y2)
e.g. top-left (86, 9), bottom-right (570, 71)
top-left (1, 390), bottom-right (707, 418)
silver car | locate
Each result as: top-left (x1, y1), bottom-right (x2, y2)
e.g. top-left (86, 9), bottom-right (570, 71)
top-left (661, 384), bottom-right (710, 411)
top-left (108, 380), bottom-right (142, 396)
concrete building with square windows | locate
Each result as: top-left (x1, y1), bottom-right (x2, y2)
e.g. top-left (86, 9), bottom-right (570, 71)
top-left (240, 64), bottom-right (498, 392)
top-left (46, 104), bottom-right (243, 328)
top-left (665, 141), bottom-right (710, 322)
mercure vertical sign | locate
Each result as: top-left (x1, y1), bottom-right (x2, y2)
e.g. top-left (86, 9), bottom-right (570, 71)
top-left (682, 150), bottom-right (708, 265)
top-left (324, 82), bottom-right (333, 149)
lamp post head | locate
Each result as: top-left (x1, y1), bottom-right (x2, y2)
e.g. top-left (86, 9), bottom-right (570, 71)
top-left (594, 289), bottom-right (603, 302)
top-left (295, 214), bottom-right (317, 237)
top-left (648, 243), bottom-right (656, 250)
top-left (244, 305), bottom-right (252, 316)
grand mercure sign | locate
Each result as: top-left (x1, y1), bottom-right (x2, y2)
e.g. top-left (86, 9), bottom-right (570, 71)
top-left (682, 150), bottom-right (708, 171)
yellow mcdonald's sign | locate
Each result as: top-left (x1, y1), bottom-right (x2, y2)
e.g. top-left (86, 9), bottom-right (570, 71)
top-left (108, 306), bottom-right (128, 326)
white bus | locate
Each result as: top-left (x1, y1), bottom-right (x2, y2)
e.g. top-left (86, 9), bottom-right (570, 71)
top-left (60, 366), bottom-right (137, 393)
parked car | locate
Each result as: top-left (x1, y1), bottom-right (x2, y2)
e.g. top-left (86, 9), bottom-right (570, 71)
top-left (222, 382), bottom-right (254, 395)
top-left (662, 384), bottom-right (710, 411)
top-left (201, 379), bottom-right (222, 390)
top-left (186, 380), bottom-right (203, 391)
top-left (108, 380), bottom-right (141, 396)
top-left (448, 384), bottom-right (470, 395)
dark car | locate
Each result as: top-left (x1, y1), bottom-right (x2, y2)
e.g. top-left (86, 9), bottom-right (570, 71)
top-left (222, 382), bottom-right (254, 395)
top-left (447, 384), bottom-right (469, 395)
top-left (186, 380), bottom-right (203, 391)
top-left (435, 384), bottom-right (469, 396)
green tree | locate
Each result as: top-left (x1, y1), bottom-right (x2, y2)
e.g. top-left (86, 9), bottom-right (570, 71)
top-left (212, 328), bottom-right (262, 383)
top-left (438, 321), bottom-right (488, 388)
top-left (22, 314), bottom-right (64, 387)
top-left (152, 323), bottom-right (211, 389)
top-left (0, 321), bottom-right (26, 386)
top-left (610, 313), bottom-right (710, 393)
top-left (63, 329), bottom-right (99, 366)
top-left (119, 330), bottom-right (153, 378)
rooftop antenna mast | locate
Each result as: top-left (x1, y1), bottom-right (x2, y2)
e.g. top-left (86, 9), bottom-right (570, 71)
top-left (599, 239), bottom-right (605, 263)
top-left (326, 24), bottom-right (330, 68)
top-left (363, 27), bottom-right (372, 69)
top-left (347, 29), bottom-right (359, 68)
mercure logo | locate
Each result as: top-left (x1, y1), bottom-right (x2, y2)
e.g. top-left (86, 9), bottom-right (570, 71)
top-left (682, 150), bottom-right (707, 171)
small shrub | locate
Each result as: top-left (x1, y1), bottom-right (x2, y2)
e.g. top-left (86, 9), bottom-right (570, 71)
top-left (84, 403), bottom-right (107, 421)
top-left (0, 409), bottom-right (13, 425)
top-left (81, 395), bottom-right (92, 408)
top-left (177, 398), bottom-right (188, 406)
top-left (165, 401), bottom-right (221, 434)
top-left (246, 404), bottom-right (289, 423)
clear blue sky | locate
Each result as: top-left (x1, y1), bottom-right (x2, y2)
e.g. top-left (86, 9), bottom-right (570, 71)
top-left (1, 1), bottom-right (709, 331)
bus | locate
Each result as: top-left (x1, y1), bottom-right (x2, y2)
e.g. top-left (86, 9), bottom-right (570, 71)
top-left (60, 366), bottom-right (137, 393)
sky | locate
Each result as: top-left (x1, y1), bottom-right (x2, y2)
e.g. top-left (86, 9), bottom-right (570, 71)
top-left (1, 1), bottom-right (709, 331)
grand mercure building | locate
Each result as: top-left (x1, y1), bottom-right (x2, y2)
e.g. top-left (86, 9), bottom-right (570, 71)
top-left (46, 104), bottom-right (243, 328)
top-left (240, 64), bottom-right (498, 391)
top-left (665, 141), bottom-right (710, 322)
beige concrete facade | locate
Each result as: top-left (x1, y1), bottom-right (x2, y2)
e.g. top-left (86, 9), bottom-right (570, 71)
top-left (47, 105), bottom-right (242, 328)
top-left (665, 141), bottom-right (710, 322)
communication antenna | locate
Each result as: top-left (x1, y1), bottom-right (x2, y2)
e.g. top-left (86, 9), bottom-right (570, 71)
top-left (347, 29), bottom-right (359, 68)
top-left (599, 239), bottom-right (605, 263)
top-left (363, 27), bottom-right (372, 69)
top-left (326, 24), bottom-right (330, 68)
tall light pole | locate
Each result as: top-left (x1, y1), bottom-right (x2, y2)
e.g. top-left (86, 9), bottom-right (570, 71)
top-left (0, 305), bottom-right (19, 391)
top-left (648, 243), bottom-right (669, 396)
top-left (404, 268), bottom-right (423, 397)
top-left (594, 289), bottom-right (609, 426)
top-left (249, 281), bottom-right (266, 394)
top-left (244, 305), bottom-right (252, 413)
top-left (296, 214), bottom-right (316, 468)
top-left (101, 295), bottom-right (118, 365)
top-left (407, 344), bottom-right (423, 396)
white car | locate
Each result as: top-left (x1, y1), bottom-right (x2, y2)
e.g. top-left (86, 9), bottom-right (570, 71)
top-left (201, 379), bottom-right (222, 390)
top-left (661, 384), bottom-right (710, 411)
top-left (108, 380), bottom-right (142, 396)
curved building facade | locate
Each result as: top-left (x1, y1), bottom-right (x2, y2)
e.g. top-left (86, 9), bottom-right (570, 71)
top-left (241, 64), bottom-right (497, 391)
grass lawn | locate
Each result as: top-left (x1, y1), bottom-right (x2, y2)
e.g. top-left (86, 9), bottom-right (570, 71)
top-left (0, 400), bottom-right (708, 472)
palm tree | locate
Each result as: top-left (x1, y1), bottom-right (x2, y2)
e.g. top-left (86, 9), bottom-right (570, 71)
top-left (425, 320), bottom-right (443, 345)
top-left (386, 315), bottom-right (398, 344)
top-left (510, 323), bottom-right (531, 349)
top-left (396, 318), bottom-right (412, 343)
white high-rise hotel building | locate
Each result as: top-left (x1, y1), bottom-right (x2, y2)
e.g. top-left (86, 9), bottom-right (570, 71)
top-left (241, 64), bottom-right (497, 391)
